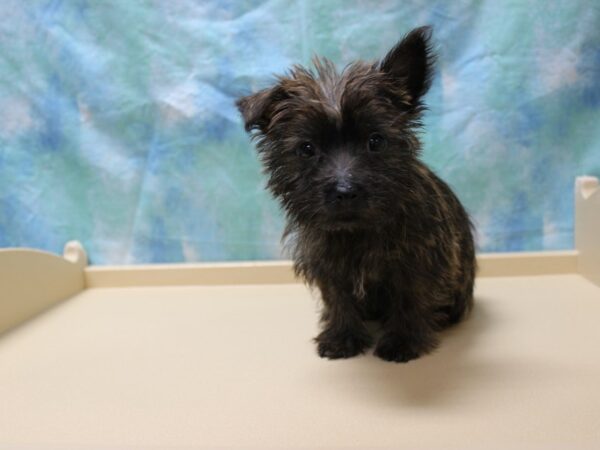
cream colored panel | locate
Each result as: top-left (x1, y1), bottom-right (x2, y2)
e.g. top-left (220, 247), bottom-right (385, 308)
top-left (576, 176), bottom-right (600, 286)
top-left (0, 241), bottom-right (86, 335)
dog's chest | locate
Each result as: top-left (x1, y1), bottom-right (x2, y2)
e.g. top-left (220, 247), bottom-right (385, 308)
top-left (315, 234), bottom-right (388, 296)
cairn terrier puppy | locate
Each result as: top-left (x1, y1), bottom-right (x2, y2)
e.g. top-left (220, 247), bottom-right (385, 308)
top-left (237, 26), bottom-right (475, 362)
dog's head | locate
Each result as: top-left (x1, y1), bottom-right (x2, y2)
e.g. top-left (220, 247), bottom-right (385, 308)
top-left (237, 26), bottom-right (435, 231)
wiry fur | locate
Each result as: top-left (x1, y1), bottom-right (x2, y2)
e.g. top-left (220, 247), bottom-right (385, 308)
top-left (237, 26), bottom-right (476, 363)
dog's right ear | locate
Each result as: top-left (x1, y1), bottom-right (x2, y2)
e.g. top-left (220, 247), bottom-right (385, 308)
top-left (379, 26), bottom-right (435, 108)
top-left (236, 86), bottom-right (288, 134)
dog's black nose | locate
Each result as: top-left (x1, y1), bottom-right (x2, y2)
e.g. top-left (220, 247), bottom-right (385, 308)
top-left (325, 181), bottom-right (364, 205)
top-left (334, 184), bottom-right (358, 202)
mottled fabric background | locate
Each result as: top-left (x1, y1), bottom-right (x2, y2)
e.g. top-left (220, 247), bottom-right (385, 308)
top-left (0, 0), bottom-right (599, 264)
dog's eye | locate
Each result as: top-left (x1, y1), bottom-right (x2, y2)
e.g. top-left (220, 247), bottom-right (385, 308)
top-left (368, 133), bottom-right (386, 152)
top-left (297, 142), bottom-right (315, 158)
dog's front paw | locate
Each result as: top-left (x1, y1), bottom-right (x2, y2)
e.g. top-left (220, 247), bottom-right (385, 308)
top-left (374, 333), bottom-right (437, 363)
top-left (315, 329), bottom-right (371, 360)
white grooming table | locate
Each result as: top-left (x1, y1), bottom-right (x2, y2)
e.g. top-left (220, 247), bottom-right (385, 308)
top-left (1, 177), bottom-right (599, 449)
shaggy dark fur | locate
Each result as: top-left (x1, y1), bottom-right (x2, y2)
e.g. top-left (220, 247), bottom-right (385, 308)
top-left (237, 26), bottom-right (476, 363)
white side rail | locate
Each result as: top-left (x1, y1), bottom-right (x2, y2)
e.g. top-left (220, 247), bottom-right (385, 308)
top-left (0, 241), bottom-right (86, 335)
top-left (575, 176), bottom-right (600, 287)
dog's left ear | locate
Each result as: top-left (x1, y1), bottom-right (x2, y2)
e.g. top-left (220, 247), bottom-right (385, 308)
top-left (379, 26), bottom-right (435, 107)
top-left (236, 86), bottom-right (288, 134)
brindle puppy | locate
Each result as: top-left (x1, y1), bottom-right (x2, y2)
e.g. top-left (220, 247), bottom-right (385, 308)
top-left (237, 26), bottom-right (475, 362)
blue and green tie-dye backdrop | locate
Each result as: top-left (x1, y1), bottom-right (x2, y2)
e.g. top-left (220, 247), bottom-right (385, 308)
top-left (0, 1), bottom-right (599, 264)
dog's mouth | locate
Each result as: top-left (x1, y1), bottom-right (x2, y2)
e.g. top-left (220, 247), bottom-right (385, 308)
top-left (316, 192), bottom-right (373, 230)
top-left (323, 210), bottom-right (364, 229)
top-left (333, 211), bottom-right (360, 222)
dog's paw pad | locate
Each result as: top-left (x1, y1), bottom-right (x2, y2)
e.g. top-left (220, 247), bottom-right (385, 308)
top-left (316, 331), bottom-right (371, 360)
top-left (374, 334), bottom-right (430, 363)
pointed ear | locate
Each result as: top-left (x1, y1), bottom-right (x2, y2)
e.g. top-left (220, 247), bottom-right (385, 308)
top-left (379, 26), bottom-right (435, 106)
top-left (236, 86), bottom-right (288, 133)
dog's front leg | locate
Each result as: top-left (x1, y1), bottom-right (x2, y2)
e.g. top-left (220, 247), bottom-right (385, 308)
top-left (374, 278), bottom-right (440, 363)
top-left (314, 280), bottom-right (372, 359)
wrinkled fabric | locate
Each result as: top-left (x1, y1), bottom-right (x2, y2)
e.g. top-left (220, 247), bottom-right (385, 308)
top-left (0, 0), bottom-right (599, 264)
